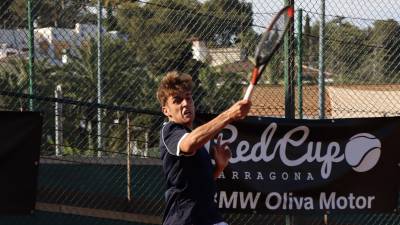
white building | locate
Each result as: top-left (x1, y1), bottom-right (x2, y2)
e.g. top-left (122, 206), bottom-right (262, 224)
top-left (0, 23), bottom-right (121, 65)
top-left (191, 39), bottom-right (244, 67)
top-left (192, 39), bottom-right (210, 63)
top-left (0, 29), bottom-right (28, 50)
top-left (0, 43), bottom-right (19, 60)
top-left (35, 23), bottom-right (98, 64)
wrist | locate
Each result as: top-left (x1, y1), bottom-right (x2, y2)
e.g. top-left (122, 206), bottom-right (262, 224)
top-left (215, 163), bottom-right (227, 172)
top-left (220, 110), bottom-right (234, 123)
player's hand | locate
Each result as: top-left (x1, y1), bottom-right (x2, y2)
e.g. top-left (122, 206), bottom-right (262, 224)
top-left (225, 99), bottom-right (251, 121)
top-left (213, 136), bottom-right (231, 171)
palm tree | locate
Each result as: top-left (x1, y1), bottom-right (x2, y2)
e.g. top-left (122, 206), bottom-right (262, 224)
top-left (52, 37), bottom-right (159, 155)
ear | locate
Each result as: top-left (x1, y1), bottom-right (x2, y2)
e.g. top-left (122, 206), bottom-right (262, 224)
top-left (162, 106), bottom-right (171, 118)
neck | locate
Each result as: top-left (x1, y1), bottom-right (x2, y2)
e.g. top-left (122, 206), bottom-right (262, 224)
top-left (169, 118), bottom-right (193, 129)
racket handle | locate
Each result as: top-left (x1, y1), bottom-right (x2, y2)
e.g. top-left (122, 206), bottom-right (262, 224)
top-left (243, 83), bottom-right (254, 100)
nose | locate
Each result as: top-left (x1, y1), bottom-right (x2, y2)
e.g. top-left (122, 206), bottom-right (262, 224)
top-left (181, 98), bottom-right (188, 106)
top-left (181, 94), bottom-right (193, 108)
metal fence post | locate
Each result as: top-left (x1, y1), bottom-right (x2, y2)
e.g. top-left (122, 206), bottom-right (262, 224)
top-left (297, 9), bottom-right (303, 119)
top-left (284, 0), bottom-right (296, 120)
top-left (97, 0), bottom-right (103, 157)
top-left (55, 85), bottom-right (63, 156)
top-left (318, 0), bottom-right (326, 119)
top-left (284, 0), bottom-right (294, 119)
top-left (284, 1), bottom-right (295, 224)
top-left (27, 0), bottom-right (34, 111)
top-left (127, 114), bottom-right (132, 201)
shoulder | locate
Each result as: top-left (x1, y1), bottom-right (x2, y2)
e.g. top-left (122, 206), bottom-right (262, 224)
top-left (160, 122), bottom-right (191, 156)
top-left (161, 122), bottom-right (188, 136)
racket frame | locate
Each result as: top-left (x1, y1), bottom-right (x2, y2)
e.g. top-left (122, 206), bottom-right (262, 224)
top-left (243, 6), bottom-right (294, 100)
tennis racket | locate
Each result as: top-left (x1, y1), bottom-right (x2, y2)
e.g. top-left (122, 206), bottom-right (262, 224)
top-left (243, 5), bottom-right (294, 100)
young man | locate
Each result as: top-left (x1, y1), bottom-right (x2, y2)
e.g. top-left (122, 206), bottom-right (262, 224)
top-left (157, 71), bottom-right (251, 225)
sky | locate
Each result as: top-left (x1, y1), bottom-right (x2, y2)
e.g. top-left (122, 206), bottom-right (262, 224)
top-left (248, 0), bottom-right (400, 29)
top-left (92, 0), bottom-right (400, 33)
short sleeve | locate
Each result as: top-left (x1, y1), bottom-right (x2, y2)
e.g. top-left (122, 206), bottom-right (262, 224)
top-left (161, 122), bottom-right (190, 156)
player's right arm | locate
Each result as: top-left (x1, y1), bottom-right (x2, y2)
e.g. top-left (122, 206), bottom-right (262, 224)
top-left (179, 100), bottom-right (251, 155)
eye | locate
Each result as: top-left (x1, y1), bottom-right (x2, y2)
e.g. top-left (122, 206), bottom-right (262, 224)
top-left (173, 96), bottom-right (182, 104)
top-left (186, 96), bottom-right (193, 102)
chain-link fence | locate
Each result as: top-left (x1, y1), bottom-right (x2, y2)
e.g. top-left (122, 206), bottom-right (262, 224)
top-left (0, 0), bottom-right (399, 224)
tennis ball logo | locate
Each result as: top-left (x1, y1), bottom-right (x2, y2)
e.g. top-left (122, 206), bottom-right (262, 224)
top-left (344, 133), bottom-right (381, 172)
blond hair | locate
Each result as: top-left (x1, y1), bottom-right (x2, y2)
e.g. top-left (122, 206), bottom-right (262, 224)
top-left (157, 71), bottom-right (193, 106)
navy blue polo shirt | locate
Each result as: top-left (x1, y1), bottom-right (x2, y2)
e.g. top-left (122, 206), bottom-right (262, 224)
top-left (160, 122), bottom-right (223, 225)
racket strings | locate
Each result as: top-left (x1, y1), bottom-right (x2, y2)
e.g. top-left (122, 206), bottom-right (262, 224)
top-left (255, 11), bottom-right (289, 65)
top-left (243, 6), bottom-right (293, 100)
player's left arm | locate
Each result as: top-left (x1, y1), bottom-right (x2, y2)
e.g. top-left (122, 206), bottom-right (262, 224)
top-left (212, 136), bottom-right (231, 179)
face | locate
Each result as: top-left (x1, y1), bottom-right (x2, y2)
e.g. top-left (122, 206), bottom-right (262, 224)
top-left (162, 91), bottom-right (195, 127)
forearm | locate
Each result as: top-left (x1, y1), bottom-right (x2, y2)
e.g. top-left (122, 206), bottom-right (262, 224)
top-left (180, 112), bottom-right (231, 154)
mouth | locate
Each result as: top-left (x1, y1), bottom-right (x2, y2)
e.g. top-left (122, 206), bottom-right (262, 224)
top-left (183, 110), bottom-right (192, 117)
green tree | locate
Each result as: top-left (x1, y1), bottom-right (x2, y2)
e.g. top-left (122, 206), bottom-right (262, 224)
top-left (49, 37), bottom-right (158, 155)
top-left (325, 21), bottom-right (368, 82)
top-left (89, 0), bottom-right (129, 30)
top-left (9, 0), bottom-right (94, 28)
top-left (0, 0), bottom-right (23, 28)
top-left (116, 0), bottom-right (204, 75)
top-left (237, 29), bottom-right (259, 59)
top-left (196, 67), bottom-right (242, 113)
top-left (116, 0), bottom-right (253, 111)
top-left (199, 0), bottom-right (253, 46)
top-left (265, 49), bottom-right (285, 84)
top-left (116, 0), bottom-right (254, 69)
top-left (0, 57), bottom-right (59, 108)
top-left (303, 14), bottom-right (318, 67)
top-left (55, 38), bottom-right (145, 104)
top-left (367, 20), bottom-right (400, 82)
top-left (200, 0), bottom-right (253, 46)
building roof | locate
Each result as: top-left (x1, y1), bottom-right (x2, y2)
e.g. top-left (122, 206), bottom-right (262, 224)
top-left (247, 84), bottom-right (331, 118)
top-left (327, 84), bottom-right (400, 118)
top-left (247, 84), bottom-right (400, 118)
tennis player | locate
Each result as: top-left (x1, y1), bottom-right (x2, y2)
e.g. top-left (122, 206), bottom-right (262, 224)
top-left (157, 71), bottom-right (251, 225)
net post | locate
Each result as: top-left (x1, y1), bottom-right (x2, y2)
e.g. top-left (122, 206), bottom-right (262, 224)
top-left (318, 0), bottom-right (326, 119)
top-left (285, 2), bottom-right (295, 224)
top-left (296, 9), bottom-right (303, 119)
top-left (285, 2), bottom-right (296, 224)
top-left (284, 0), bottom-right (296, 120)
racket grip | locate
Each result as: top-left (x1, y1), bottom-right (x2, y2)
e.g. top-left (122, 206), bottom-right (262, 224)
top-left (243, 83), bottom-right (254, 100)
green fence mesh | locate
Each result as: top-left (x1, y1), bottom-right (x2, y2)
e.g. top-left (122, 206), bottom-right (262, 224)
top-left (0, 0), bottom-right (399, 224)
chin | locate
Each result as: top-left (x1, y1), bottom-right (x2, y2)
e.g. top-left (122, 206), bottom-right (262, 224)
top-left (182, 118), bottom-right (194, 126)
